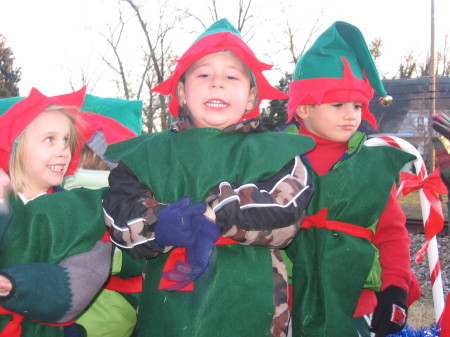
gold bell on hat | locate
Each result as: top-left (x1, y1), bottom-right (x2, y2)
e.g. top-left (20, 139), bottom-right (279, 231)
top-left (379, 95), bottom-right (393, 106)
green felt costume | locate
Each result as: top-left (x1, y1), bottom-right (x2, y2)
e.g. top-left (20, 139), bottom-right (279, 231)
top-left (0, 188), bottom-right (109, 337)
top-left (285, 20), bottom-right (417, 337)
top-left (0, 87), bottom-right (113, 337)
top-left (105, 127), bottom-right (314, 336)
top-left (64, 169), bottom-right (143, 337)
top-left (286, 143), bottom-right (415, 337)
top-left (106, 128), bottom-right (314, 203)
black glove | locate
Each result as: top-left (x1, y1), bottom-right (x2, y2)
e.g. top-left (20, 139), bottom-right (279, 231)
top-left (370, 285), bottom-right (408, 337)
top-left (432, 112), bottom-right (450, 141)
top-left (432, 137), bottom-right (450, 190)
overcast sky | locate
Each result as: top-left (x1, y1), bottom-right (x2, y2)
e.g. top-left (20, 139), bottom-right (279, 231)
top-left (1, 0), bottom-right (449, 98)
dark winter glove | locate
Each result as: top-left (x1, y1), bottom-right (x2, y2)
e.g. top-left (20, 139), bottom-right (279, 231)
top-left (162, 215), bottom-right (221, 290)
top-left (370, 285), bottom-right (408, 337)
top-left (432, 137), bottom-right (450, 190)
top-left (154, 196), bottom-right (206, 247)
top-left (432, 112), bottom-right (450, 141)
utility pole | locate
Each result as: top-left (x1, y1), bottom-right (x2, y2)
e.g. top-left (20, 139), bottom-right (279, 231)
top-left (429, 0), bottom-right (436, 171)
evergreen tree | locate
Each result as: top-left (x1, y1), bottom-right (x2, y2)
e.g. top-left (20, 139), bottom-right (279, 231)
top-left (0, 34), bottom-right (21, 98)
top-left (261, 72), bottom-right (291, 130)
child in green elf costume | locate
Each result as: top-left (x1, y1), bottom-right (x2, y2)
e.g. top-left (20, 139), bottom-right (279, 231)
top-left (284, 21), bottom-right (421, 337)
top-left (0, 87), bottom-right (112, 337)
top-left (102, 18), bottom-right (314, 337)
top-left (63, 111), bottom-right (143, 337)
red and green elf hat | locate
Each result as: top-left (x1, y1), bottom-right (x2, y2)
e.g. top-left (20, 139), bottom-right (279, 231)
top-left (287, 21), bottom-right (392, 129)
top-left (151, 18), bottom-right (288, 120)
top-left (78, 111), bottom-right (138, 145)
top-left (0, 86), bottom-right (86, 175)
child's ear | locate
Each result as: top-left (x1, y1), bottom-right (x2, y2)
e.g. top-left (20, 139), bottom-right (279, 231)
top-left (177, 82), bottom-right (186, 105)
top-left (246, 87), bottom-right (257, 111)
top-left (295, 105), bottom-right (308, 120)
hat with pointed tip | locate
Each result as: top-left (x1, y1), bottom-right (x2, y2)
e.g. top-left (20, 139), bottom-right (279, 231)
top-left (152, 18), bottom-right (288, 120)
top-left (0, 86), bottom-right (86, 174)
top-left (287, 21), bottom-right (391, 129)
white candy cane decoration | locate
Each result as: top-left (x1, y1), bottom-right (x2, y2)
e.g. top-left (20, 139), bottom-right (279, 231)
top-left (365, 135), bottom-right (446, 322)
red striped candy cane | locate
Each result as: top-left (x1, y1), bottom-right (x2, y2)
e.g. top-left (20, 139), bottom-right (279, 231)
top-left (365, 135), bottom-right (446, 322)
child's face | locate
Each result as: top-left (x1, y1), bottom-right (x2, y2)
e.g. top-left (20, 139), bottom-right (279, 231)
top-left (296, 102), bottom-right (362, 142)
top-left (20, 109), bottom-right (72, 197)
top-left (177, 51), bottom-right (256, 129)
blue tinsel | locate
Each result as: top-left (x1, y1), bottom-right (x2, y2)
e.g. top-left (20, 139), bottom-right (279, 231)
top-left (388, 323), bottom-right (441, 337)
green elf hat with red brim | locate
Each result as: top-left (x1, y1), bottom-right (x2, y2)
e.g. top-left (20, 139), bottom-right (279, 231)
top-left (287, 21), bottom-right (392, 129)
top-left (0, 86), bottom-right (86, 175)
top-left (151, 18), bottom-right (288, 120)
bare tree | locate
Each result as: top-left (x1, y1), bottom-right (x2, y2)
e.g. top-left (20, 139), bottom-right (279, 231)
top-left (123, 0), bottom-right (178, 131)
top-left (398, 51), bottom-right (417, 78)
top-left (97, 0), bottom-right (180, 132)
top-left (282, 14), bottom-right (321, 66)
top-left (100, 14), bottom-right (131, 99)
top-left (177, 0), bottom-right (256, 37)
top-left (436, 33), bottom-right (449, 76)
top-left (396, 34), bottom-right (450, 79)
top-left (369, 38), bottom-right (383, 64)
top-left (95, 0), bottom-right (331, 133)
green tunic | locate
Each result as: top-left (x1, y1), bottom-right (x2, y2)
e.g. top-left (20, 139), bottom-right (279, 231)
top-left (286, 145), bottom-right (415, 337)
top-left (63, 169), bottom-right (143, 337)
top-left (106, 127), bottom-right (314, 336)
top-left (0, 188), bottom-right (108, 337)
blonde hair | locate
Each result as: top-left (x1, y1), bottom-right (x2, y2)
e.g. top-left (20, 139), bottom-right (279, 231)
top-left (9, 105), bottom-right (82, 194)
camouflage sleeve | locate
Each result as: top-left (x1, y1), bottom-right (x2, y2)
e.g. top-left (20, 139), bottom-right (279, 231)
top-left (207, 156), bottom-right (313, 247)
top-left (103, 161), bottom-right (171, 260)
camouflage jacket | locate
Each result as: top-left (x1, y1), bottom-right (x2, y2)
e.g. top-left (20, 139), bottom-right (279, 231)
top-left (103, 117), bottom-right (314, 336)
top-left (103, 117), bottom-right (313, 257)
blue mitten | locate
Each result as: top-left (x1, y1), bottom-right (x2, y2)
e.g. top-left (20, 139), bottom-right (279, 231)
top-left (162, 215), bottom-right (221, 291)
top-left (370, 286), bottom-right (408, 337)
top-left (186, 215), bottom-right (221, 278)
top-left (154, 196), bottom-right (206, 247)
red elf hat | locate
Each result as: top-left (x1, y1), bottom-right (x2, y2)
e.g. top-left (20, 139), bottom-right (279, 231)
top-left (0, 86), bottom-right (86, 175)
top-left (78, 111), bottom-right (138, 145)
top-left (151, 18), bottom-right (288, 120)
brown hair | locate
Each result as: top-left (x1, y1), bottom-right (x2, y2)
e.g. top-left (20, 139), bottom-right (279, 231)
top-left (79, 145), bottom-right (109, 170)
top-left (10, 105), bottom-right (82, 194)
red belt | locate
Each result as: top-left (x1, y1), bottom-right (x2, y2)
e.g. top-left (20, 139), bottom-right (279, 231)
top-left (300, 208), bottom-right (374, 242)
top-left (104, 275), bottom-right (142, 293)
top-left (0, 307), bottom-right (75, 337)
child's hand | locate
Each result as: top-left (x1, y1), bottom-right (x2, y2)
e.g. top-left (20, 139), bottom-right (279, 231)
top-left (204, 205), bottom-right (216, 222)
top-left (0, 169), bottom-right (12, 214)
top-left (0, 275), bottom-right (12, 296)
top-left (0, 169), bottom-right (12, 200)
top-left (370, 286), bottom-right (407, 337)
